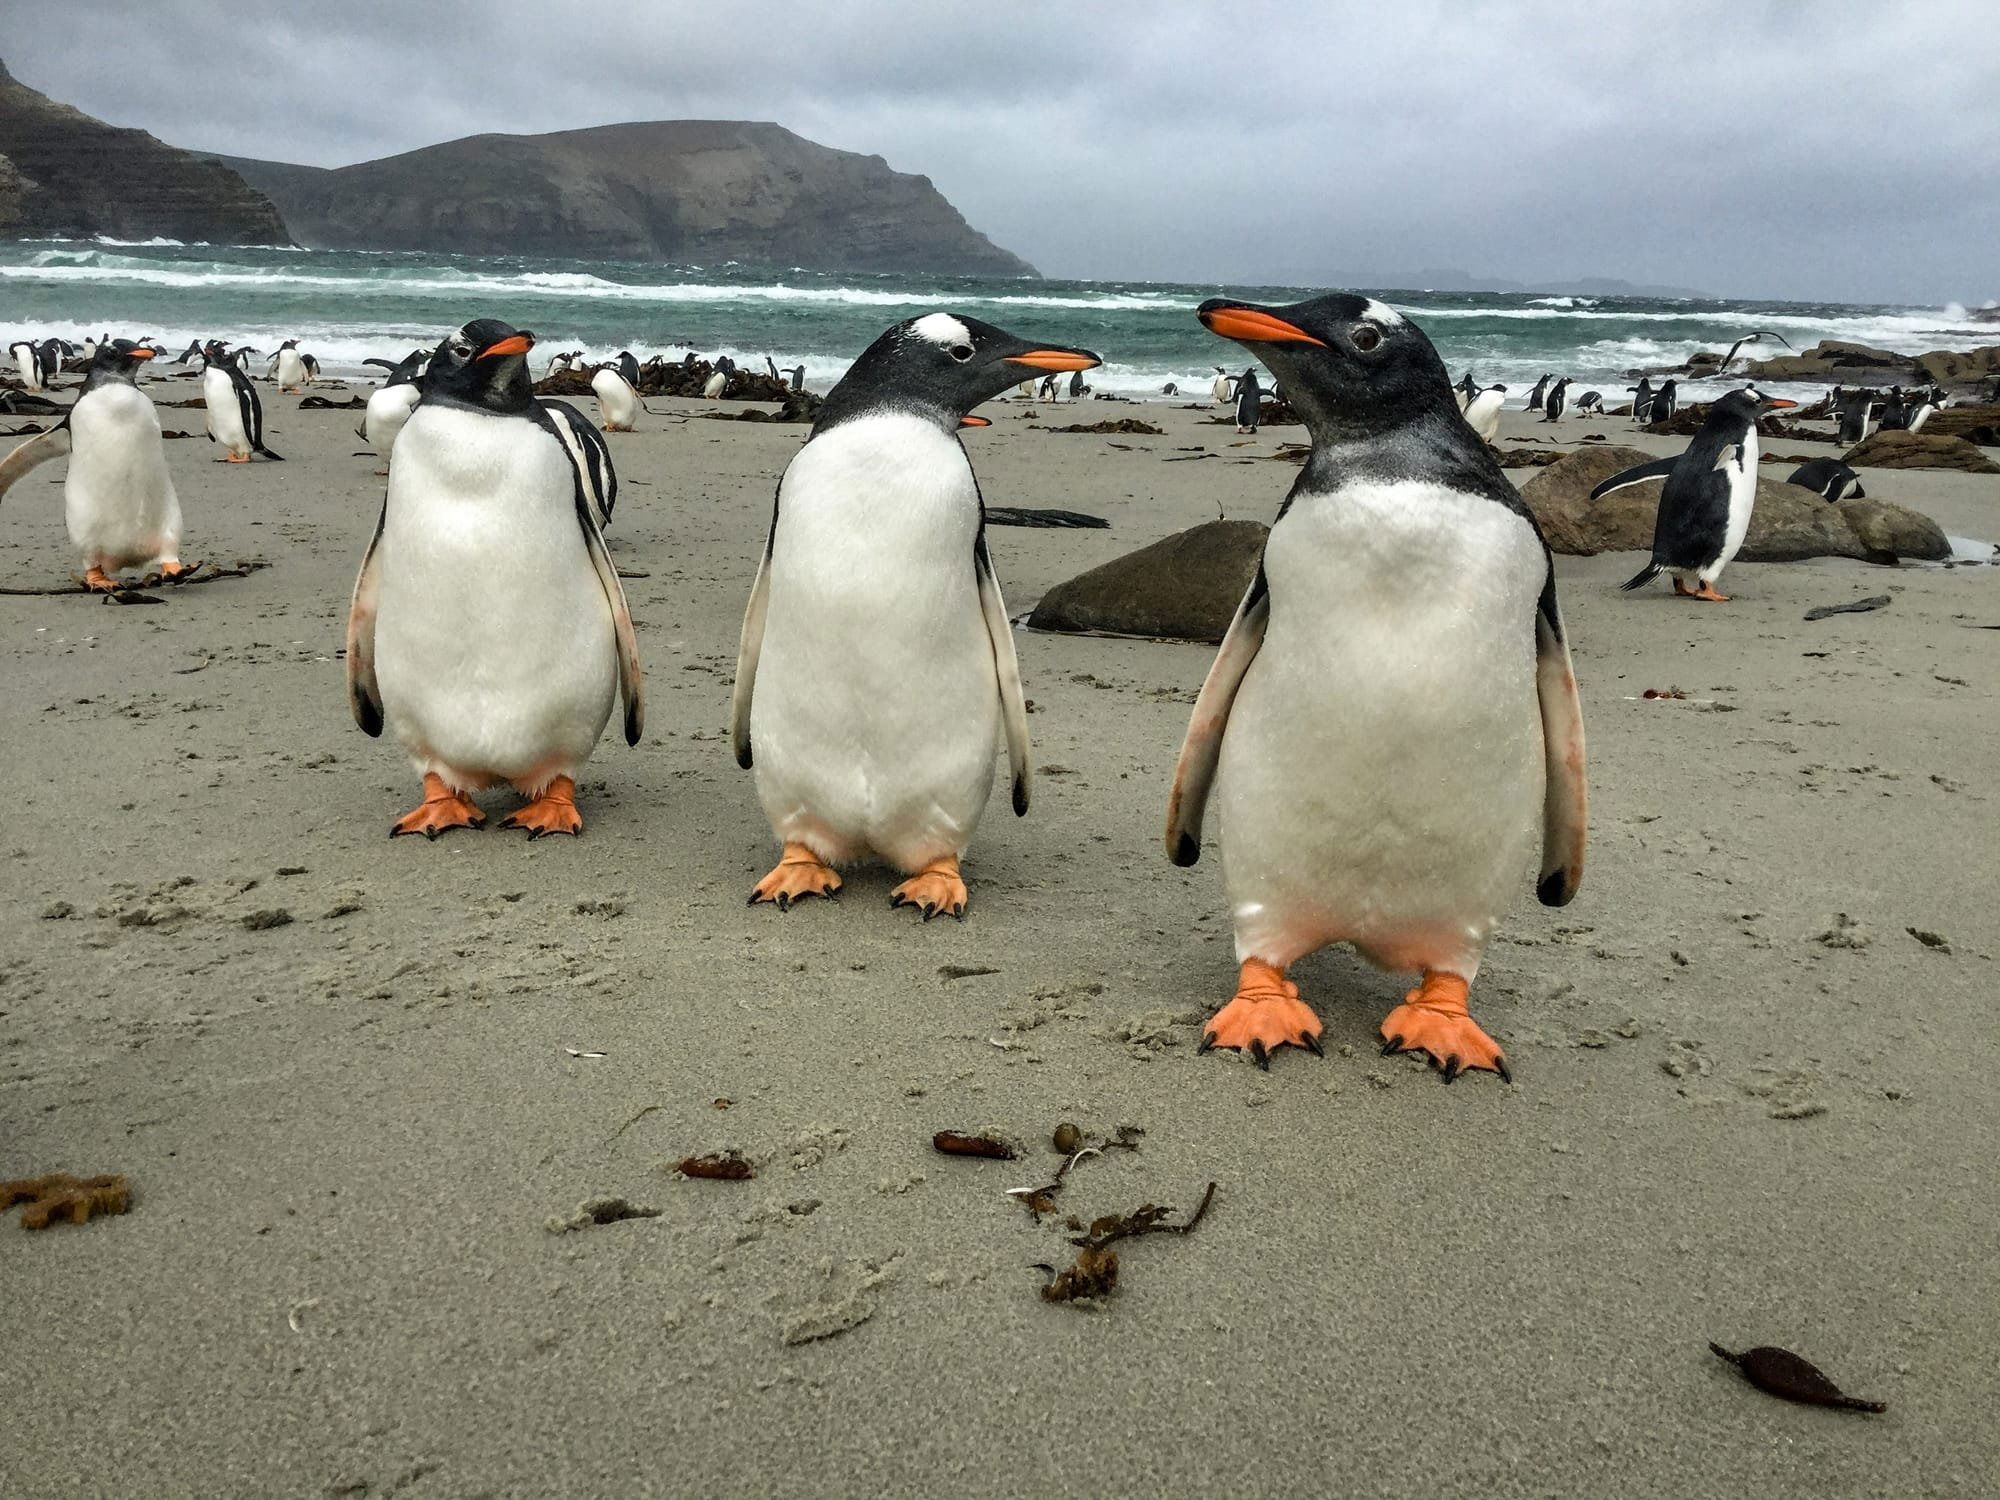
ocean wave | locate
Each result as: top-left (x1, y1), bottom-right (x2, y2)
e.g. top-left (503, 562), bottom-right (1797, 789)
top-left (93, 235), bottom-right (190, 248)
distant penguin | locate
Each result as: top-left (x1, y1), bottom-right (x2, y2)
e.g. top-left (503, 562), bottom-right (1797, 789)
top-left (1463, 383), bottom-right (1507, 444)
top-left (1068, 368), bottom-right (1087, 399)
top-left (10, 339), bottom-right (43, 393)
top-left (1629, 377), bottom-right (1655, 424)
top-left (702, 365), bottom-right (729, 400)
top-left (199, 340), bottom-right (283, 463)
top-left (1212, 367), bottom-right (1237, 405)
top-left (80, 335), bottom-right (100, 362)
top-left (35, 339), bottom-right (72, 387)
top-left (358, 349), bottom-right (428, 475)
top-left (0, 340), bottom-right (195, 590)
top-left (1234, 368), bottom-right (1263, 433)
top-left (1525, 374), bottom-right (1553, 412)
top-left (1900, 392), bottom-right (1942, 433)
top-left (1165, 291), bottom-right (1587, 1080)
top-left (1575, 390), bottom-right (1604, 417)
top-left (1590, 385), bottom-right (1798, 601)
top-left (1836, 391), bottom-right (1882, 445)
top-left (1453, 371), bottom-right (1479, 413)
top-left (1787, 457), bottom-right (1865, 501)
top-left (1039, 371), bottom-right (1059, 401)
top-left (1649, 379), bottom-right (1678, 425)
top-left (591, 351), bottom-right (641, 431)
top-left (1162, 381), bottom-right (1179, 397)
top-left (785, 365), bottom-right (807, 393)
top-left (345, 319), bottom-right (642, 840)
top-left (271, 339), bottom-right (311, 393)
top-left (730, 312), bottom-right (1097, 917)
top-left (1540, 377), bottom-right (1572, 422)
top-left (1879, 391), bottom-right (1909, 430)
top-left (545, 351), bottom-right (575, 379)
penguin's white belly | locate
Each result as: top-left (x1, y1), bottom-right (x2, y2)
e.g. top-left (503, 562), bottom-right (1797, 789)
top-left (276, 351), bottom-right (306, 386)
top-left (1711, 431), bottom-right (1758, 579)
top-left (591, 370), bottom-right (638, 428)
top-left (751, 414), bottom-right (1001, 868)
top-left (203, 368), bottom-right (250, 455)
top-left (364, 384), bottom-right (420, 452)
top-left (1464, 391), bottom-right (1503, 442)
top-left (373, 406), bottom-right (615, 789)
top-left (66, 386), bottom-right (180, 568)
top-left (14, 348), bottom-right (40, 391)
top-left (1215, 480), bottom-right (1546, 975)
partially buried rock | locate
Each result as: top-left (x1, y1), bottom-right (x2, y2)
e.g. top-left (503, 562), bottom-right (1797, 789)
top-left (1842, 430), bottom-right (2000, 474)
top-left (1518, 446), bottom-right (1949, 563)
top-left (1027, 519), bottom-right (1266, 642)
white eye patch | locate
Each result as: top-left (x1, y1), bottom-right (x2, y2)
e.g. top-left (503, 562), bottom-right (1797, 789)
top-left (1361, 299), bottom-right (1405, 327)
top-left (908, 313), bottom-right (973, 347)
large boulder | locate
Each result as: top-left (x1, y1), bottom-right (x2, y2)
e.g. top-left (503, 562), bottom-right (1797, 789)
top-left (1026, 520), bottom-right (1265, 642)
top-left (1912, 347), bottom-right (2000, 386)
top-left (1843, 430), bottom-right (2000, 473)
top-left (1518, 446), bottom-right (1949, 563)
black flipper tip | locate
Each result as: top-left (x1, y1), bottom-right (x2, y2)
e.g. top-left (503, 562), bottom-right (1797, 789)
top-left (1171, 832), bottom-right (1201, 867)
top-left (1536, 869), bottom-right (1573, 907)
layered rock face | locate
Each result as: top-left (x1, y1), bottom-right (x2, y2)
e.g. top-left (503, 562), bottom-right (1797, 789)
top-left (216, 120), bottom-right (1037, 275)
top-left (0, 60), bottom-right (289, 244)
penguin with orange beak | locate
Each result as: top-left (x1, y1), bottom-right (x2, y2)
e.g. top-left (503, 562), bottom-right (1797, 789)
top-left (731, 313), bottom-right (1098, 919)
top-left (1165, 293), bottom-right (1588, 1081)
top-left (346, 319), bottom-right (643, 838)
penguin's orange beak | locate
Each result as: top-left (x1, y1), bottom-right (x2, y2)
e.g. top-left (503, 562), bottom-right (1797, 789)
top-left (130, 348), bottom-right (156, 361)
top-left (1199, 307), bottom-right (1327, 346)
top-left (478, 334), bottom-right (535, 360)
top-left (1006, 349), bottom-right (1099, 372)
top-left (958, 415), bottom-right (991, 427)
top-left (1763, 398), bottom-right (1798, 410)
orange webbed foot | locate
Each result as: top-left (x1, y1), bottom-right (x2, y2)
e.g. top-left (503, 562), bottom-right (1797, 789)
top-left (748, 842), bottom-right (842, 910)
top-left (889, 856), bottom-right (966, 922)
top-left (499, 775), bottom-right (583, 838)
top-left (1380, 972), bottom-right (1510, 1083)
top-left (82, 566), bottom-right (119, 592)
top-left (392, 773), bottom-right (486, 840)
top-left (1689, 583), bottom-right (1730, 602)
top-left (1201, 959), bottom-right (1323, 1069)
top-left (154, 560), bottom-right (201, 584)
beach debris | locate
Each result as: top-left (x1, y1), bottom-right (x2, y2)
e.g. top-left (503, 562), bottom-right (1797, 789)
top-left (298, 394), bottom-right (368, 410)
top-left (563, 1046), bottom-right (607, 1058)
top-left (0, 1172), bottom-right (131, 1230)
top-left (286, 1297), bottom-right (320, 1333)
top-left (932, 1130), bottom-right (1015, 1160)
top-left (1814, 913), bottom-right (1873, 950)
top-left (1052, 1122), bottom-right (1083, 1155)
top-left (1038, 1182), bottom-right (1218, 1304)
top-left (545, 1196), bottom-right (662, 1232)
top-left (1008, 1124), bottom-right (1143, 1220)
top-left (676, 1151), bottom-right (755, 1181)
top-left (779, 1256), bottom-right (899, 1346)
top-left (1804, 595), bottom-right (1891, 621)
top-left (1039, 1247), bottom-right (1119, 1302)
top-left (1044, 418), bottom-right (1164, 436)
top-left (982, 506), bottom-right (1110, 529)
top-left (1907, 927), bottom-right (1951, 953)
top-left (937, 964), bottom-right (1001, 981)
top-left (1708, 1342), bottom-right (1886, 1414)
top-left (240, 908), bottom-right (293, 931)
top-left (1641, 687), bottom-right (1690, 700)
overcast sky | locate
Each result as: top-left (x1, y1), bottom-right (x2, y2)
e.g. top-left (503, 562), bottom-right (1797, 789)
top-left (11, 3), bottom-right (1998, 303)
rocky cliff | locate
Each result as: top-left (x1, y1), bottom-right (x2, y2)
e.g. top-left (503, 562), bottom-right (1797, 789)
top-left (214, 120), bottom-right (1037, 276)
top-left (0, 60), bottom-right (289, 244)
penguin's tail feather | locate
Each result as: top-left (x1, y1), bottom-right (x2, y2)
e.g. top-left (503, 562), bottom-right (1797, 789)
top-left (257, 444), bottom-right (285, 462)
top-left (1619, 561), bottom-right (1662, 593)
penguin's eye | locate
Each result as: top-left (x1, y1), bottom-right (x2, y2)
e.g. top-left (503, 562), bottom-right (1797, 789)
top-left (1350, 325), bottom-right (1383, 353)
top-left (948, 343), bottom-right (974, 363)
top-left (450, 342), bottom-right (472, 358)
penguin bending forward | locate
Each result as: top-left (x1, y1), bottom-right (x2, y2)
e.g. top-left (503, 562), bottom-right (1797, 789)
top-left (1589, 385), bottom-right (1797, 601)
top-left (592, 352), bottom-right (641, 432)
top-left (0, 339), bottom-right (198, 590)
top-left (346, 320), bottom-right (643, 838)
top-left (731, 313), bottom-right (1098, 918)
top-left (1166, 294), bottom-right (1588, 1080)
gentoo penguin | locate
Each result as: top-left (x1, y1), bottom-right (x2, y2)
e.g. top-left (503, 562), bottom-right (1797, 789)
top-left (1067, 368), bottom-right (1087, 400)
top-left (1162, 381), bottom-right (1180, 397)
top-left (591, 351), bottom-right (641, 431)
top-left (35, 339), bottom-right (72, 388)
top-left (1590, 385), bottom-right (1797, 601)
top-left (198, 340), bottom-right (283, 462)
top-left (1233, 368), bottom-right (1265, 433)
top-left (1463, 382), bottom-right (1507, 444)
top-left (545, 350), bottom-right (575, 379)
top-left (1212, 367), bottom-right (1237, 405)
top-left (1039, 371), bottom-right (1060, 402)
top-left (730, 312), bottom-right (1097, 917)
top-left (80, 335), bottom-right (99, 363)
top-left (1787, 457), bottom-right (1865, 501)
top-left (1165, 293), bottom-right (1587, 1079)
top-left (10, 339), bottom-right (44, 393)
top-left (766, 357), bottom-right (809, 394)
top-left (702, 365), bottom-right (729, 400)
top-left (1629, 377), bottom-right (1655, 423)
top-left (1718, 330), bottom-right (1794, 372)
top-left (535, 396), bottom-right (618, 530)
top-left (357, 350), bottom-right (428, 475)
top-left (1524, 373), bottom-right (1553, 412)
top-left (1575, 390), bottom-right (1604, 417)
top-left (1649, 378), bottom-right (1678, 425)
top-left (1836, 390), bottom-right (1882, 445)
top-left (0, 340), bottom-right (196, 590)
top-left (1540, 376), bottom-right (1571, 422)
top-left (346, 319), bottom-right (642, 839)
top-left (1903, 392), bottom-right (1942, 433)
top-left (1452, 371), bottom-right (1479, 413)
top-left (269, 339), bottom-right (313, 393)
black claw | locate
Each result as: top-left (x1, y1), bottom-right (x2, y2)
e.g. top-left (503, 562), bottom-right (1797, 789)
top-left (1442, 1058), bottom-right (1462, 1084)
top-left (1250, 1039), bottom-right (1270, 1070)
top-left (746, 891), bottom-right (760, 906)
top-left (1301, 1033), bottom-right (1324, 1057)
top-left (921, 905), bottom-right (937, 923)
top-left (888, 893), bottom-right (905, 909)
top-left (776, 892), bottom-right (791, 912)
top-left (1198, 1032), bottom-right (1217, 1055)
top-left (1381, 1035), bottom-right (1404, 1056)
top-left (1497, 1059), bottom-right (1514, 1085)
top-left (951, 907), bottom-right (966, 922)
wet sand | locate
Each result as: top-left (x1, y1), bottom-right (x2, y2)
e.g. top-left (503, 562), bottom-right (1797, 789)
top-left (2, 378), bottom-right (1997, 1497)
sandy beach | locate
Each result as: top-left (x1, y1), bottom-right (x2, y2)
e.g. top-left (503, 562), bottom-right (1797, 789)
top-left (3, 379), bottom-right (1997, 1497)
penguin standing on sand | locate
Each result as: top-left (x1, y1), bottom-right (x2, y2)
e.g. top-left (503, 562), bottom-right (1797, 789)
top-left (10, 339), bottom-right (44, 392)
top-left (1649, 378), bottom-right (1678, 425)
top-left (1629, 377), bottom-right (1655, 424)
top-left (270, 339), bottom-right (312, 393)
top-left (196, 340), bottom-right (283, 463)
top-left (1212, 367), bottom-right (1238, 405)
top-left (0, 340), bottom-right (198, 590)
top-left (702, 364), bottom-right (729, 399)
top-left (346, 319), bottom-right (643, 839)
top-left (1540, 376), bottom-right (1571, 422)
top-left (1589, 384), bottom-right (1798, 601)
top-left (731, 312), bottom-right (1098, 918)
top-left (591, 351), bottom-right (641, 432)
top-left (1164, 293), bottom-right (1587, 1079)
top-left (1234, 368), bottom-right (1264, 433)
top-left (1463, 382), bottom-right (1507, 444)
top-left (1524, 373), bottom-right (1553, 412)
top-left (1067, 368), bottom-right (1088, 400)
top-left (357, 350), bottom-right (428, 475)
top-left (1836, 390), bottom-right (1881, 445)
top-left (1575, 390), bottom-right (1604, 417)
top-left (1787, 457), bottom-right (1865, 501)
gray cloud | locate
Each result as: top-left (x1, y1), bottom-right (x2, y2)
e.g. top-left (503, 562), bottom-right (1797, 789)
top-left (12, 1), bottom-right (1998, 302)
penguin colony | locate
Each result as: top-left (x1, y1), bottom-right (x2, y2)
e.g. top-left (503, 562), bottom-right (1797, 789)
top-left (0, 296), bottom-right (1964, 1081)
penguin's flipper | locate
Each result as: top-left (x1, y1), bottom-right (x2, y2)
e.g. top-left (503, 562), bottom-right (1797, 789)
top-left (1587, 454), bottom-right (1679, 501)
top-left (975, 534), bottom-right (1031, 817)
top-left (577, 508), bottom-right (644, 746)
top-left (0, 421), bottom-right (71, 503)
top-left (730, 547), bottom-right (771, 771)
top-left (1165, 575), bottom-right (1270, 866)
top-left (1533, 582), bottom-right (1587, 906)
top-left (346, 503), bottom-right (387, 736)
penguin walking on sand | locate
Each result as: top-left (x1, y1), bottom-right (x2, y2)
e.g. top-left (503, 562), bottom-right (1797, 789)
top-left (196, 340), bottom-right (283, 463)
top-left (702, 364), bottom-right (729, 400)
top-left (1589, 384), bottom-right (1797, 602)
top-left (345, 319), bottom-right (643, 839)
top-left (1836, 390), bottom-right (1881, 445)
top-left (357, 350), bottom-right (428, 475)
top-left (1524, 373), bottom-right (1553, 413)
top-left (1787, 457), bottom-right (1865, 501)
top-left (1540, 376), bottom-right (1571, 422)
top-left (0, 340), bottom-right (199, 590)
top-left (1164, 292), bottom-right (1587, 1079)
top-left (270, 339), bottom-right (312, 393)
top-left (1463, 382), bottom-right (1507, 444)
top-left (1234, 368), bottom-right (1264, 433)
top-left (592, 351), bottom-right (641, 432)
top-left (731, 312), bottom-right (1098, 918)
top-left (1629, 377), bottom-right (1655, 424)
top-left (1212, 367), bottom-right (1238, 405)
top-left (1649, 378), bottom-right (1678, 426)
top-left (10, 339), bottom-right (44, 392)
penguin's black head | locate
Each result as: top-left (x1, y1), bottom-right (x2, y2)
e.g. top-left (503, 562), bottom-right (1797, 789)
top-left (1197, 293), bottom-right (1452, 440)
top-left (1720, 385), bottom-right (1798, 420)
top-left (423, 319), bottom-right (536, 413)
top-left (815, 312), bottom-right (1101, 434)
top-left (87, 338), bottom-right (156, 387)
